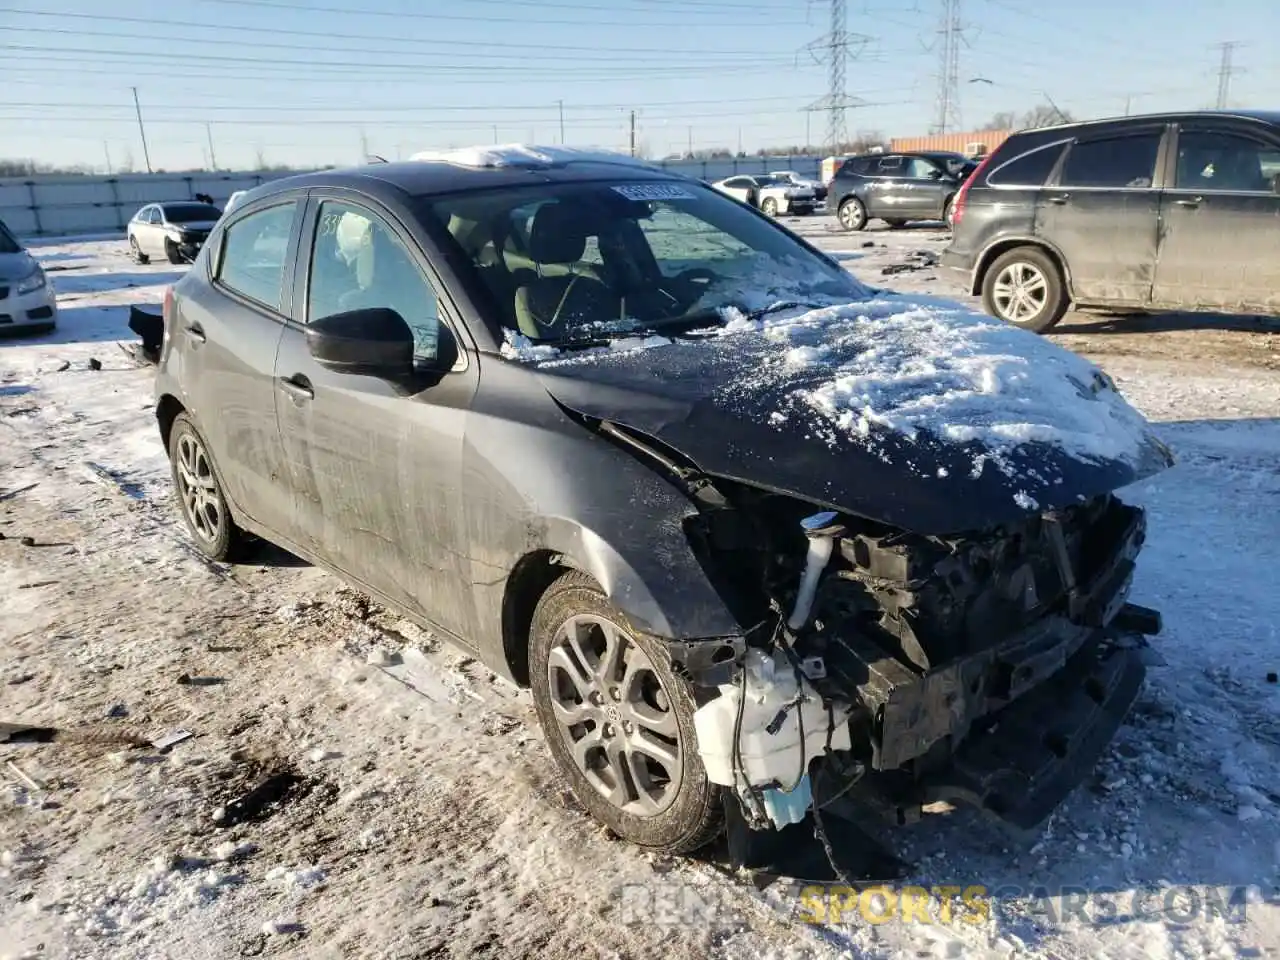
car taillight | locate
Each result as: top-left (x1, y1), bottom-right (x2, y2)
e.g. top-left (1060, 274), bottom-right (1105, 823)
top-left (950, 151), bottom-right (998, 227)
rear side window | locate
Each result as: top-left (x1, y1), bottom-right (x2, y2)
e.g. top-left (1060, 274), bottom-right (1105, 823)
top-left (986, 142), bottom-right (1066, 187)
top-left (1059, 133), bottom-right (1161, 189)
top-left (216, 202), bottom-right (297, 312)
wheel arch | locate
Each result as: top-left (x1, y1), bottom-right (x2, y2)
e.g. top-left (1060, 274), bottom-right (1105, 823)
top-left (497, 516), bottom-right (741, 688)
top-left (156, 393), bottom-right (186, 451)
top-left (971, 237), bottom-right (1073, 298)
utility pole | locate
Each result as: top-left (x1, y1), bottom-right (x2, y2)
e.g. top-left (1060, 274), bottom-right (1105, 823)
top-left (359, 129), bottom-right (369, 161)
top-left (687, 126), bottom-right (693, 157)
top-left (1214, 41), bottom-right (1242, 109)
top-left (930, 0), bottom-right (967, 134)
top-left (802, 0), bottom-right (872, 152)
top-left (205, 123), bottom-right (218, 171)
top-left (629, 110), bottom-right (636, 157)
top-left (737, 127), bottom-right (743, 156)
top-left (493, 124), bottom-right (498, 144)
top-left (131, 87), bottom-right (152, 173)
top-left (103, 142), bottom-right (113, 175)
top-left (557, 100), bottom-right (565, 144)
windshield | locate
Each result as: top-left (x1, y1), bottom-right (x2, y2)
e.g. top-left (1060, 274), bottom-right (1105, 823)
top-left (425, 178), bottom-right (865, 345)
top-left (163, 203), bottom-right (222, 223)
top-left (0, 219), bottom-right (21, 254)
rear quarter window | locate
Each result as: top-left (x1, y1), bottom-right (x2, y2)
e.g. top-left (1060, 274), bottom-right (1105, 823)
top-left (985, 142), bottom-right (1066, 187)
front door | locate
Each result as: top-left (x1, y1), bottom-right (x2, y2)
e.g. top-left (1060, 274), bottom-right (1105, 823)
top-left (272, 195), bottom-right (479, 641)
top-left (1036, 127), bottom-right (1166, 305)
top-left (180, 197), bottom-right (301, 530)
top-left (1152, 125), bottom-right (1280, 313)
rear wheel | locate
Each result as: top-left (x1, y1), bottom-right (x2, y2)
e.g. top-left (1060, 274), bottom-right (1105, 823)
top-left (761, 196), bottom-right (778, 217)
top-left (529, 571), bottom-right (722, 853)
top-left (129, 235), bottom-right (149, 265)
top-left (981, 246), bottom-right (1069, 333)
top-left (837, 196), bottom-right (867, 231)
top-left (168, 413), bottom-right (247, 561)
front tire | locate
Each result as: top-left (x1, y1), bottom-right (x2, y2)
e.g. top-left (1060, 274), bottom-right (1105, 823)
top-left (981, 246), bottom-right (1070, 333)
top-left (529, 571), bottom-right (723, 854)
top-left (168, 413), bottom-right (246, 561)
top-left (837, 196), bottom-right (867, 231)
top-left (164, 239), bottom-right (185, 265)
top-left (761, 196), bottom-right (778, 217)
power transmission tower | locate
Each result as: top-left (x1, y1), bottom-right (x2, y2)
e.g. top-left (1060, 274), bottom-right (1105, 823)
top-left (929, 0), bottom-right (967, 134)
top-left (1214, 41), bottom-right (1243, 109)
top-left (802, 0), bottom-right (872, 152)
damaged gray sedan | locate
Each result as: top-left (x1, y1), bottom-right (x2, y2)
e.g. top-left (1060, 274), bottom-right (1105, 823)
top-left (153, 146), bottom-right (1172, 864)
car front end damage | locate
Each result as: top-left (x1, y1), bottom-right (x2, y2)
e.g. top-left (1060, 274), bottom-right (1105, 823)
top-left (662, 475), bottom-right (1161, 846)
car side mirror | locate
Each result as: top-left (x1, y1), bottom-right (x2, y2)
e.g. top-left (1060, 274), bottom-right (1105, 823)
top-left (306, 307), bottom-right (414, 379)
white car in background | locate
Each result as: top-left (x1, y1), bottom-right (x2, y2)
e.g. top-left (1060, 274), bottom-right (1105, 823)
top-left (127, 201), bottom-right (223, 265)
top-left (770, 169), bottom-right (828, 204)
top-left (710, 174), bottom-right (818, 216)
top-left (0, 217), bottom-right (57, 336)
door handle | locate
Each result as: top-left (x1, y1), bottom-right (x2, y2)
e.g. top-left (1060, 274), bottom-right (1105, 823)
top-left (1174, 196), bottom-right (1202, 208)
top-left (183, 323), bottom-right (206, 343)
top-left (277, 376), bottom-right (314, 401)
top-left (1047, 193), bottom-right (1070, 205)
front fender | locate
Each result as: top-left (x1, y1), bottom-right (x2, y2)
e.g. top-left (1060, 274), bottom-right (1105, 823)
top-left (537, 513), bottom-right (742, 641)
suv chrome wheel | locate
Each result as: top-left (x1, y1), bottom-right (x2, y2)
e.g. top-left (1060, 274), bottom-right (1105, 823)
top-left (991, 261), bottom-right (1049, 325)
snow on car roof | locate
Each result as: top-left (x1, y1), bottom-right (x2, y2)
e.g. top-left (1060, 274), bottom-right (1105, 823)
top-left (408, 143), bottom-right (653, 170)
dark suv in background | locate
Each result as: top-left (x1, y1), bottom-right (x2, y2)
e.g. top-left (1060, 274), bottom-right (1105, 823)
top-left (827, 151), bottom-right (979, 231)
top-left (941, 110), bottom-right (1280, 332)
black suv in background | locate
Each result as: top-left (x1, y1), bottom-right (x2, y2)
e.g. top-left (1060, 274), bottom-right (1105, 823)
top-left (826, 151), bottom-right (979, 231)
top-left (941, 110), bottom-right (1280, 332)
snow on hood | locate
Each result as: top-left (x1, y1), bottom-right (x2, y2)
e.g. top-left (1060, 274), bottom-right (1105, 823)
top-left (726, 295), bottom-right (1154, 471)
top-left (409, 143), bottom-right (653, 169)
top-left (507, 293), bottom-right (1163, 476)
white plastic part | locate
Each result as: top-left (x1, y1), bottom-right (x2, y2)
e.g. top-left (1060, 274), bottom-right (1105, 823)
top-left (786, 533), bottom-right (836, 631)
top-left (693, 649), bottom-right (852, 791)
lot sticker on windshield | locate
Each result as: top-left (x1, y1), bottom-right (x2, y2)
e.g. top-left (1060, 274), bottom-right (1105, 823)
top-left (612, 183), bottom-right (697, 202)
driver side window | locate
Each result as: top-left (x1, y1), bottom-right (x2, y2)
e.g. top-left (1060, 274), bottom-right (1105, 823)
top-left (306, 201), bottom-right (441, 361)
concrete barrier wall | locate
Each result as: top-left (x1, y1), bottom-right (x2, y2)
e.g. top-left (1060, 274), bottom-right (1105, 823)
top-left (1, 155), bottom-right (827, 238)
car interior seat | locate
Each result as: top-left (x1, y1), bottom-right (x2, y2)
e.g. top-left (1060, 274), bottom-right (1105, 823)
top-left (512, 202), bottom-right (621, 339)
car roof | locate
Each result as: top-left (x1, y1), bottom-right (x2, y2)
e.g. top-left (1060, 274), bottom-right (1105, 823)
top-left (245, 149), bottom-right (689, 204)
top-left (1008, 109), bottom-right (1280, 137)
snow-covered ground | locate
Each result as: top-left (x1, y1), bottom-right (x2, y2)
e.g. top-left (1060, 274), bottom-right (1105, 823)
top-left (1, 226), bottom-right (1278, 960)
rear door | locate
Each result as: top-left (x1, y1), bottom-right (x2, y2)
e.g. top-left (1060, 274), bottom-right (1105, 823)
top-left (1037, 125), bottom-right (1167, 305)
top-left (1152, 124), bottom-right (1280, 313)
top-left (862, 155), bottom-right (914, 218)
top-left (272, 193), bottom-right (479, 639)
top-left (176, 195), bottom-right (302, 532)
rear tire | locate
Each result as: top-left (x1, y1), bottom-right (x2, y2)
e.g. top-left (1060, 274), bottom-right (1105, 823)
top-left (943, 195), bottom-right (956, 227)
top-left (130, 235), bottom-right (149, 265)
top-left (167, 413), bottom-right (247, 562)
top-left (837, 197), bottom-right (867, 232)
top-left (981, 246), bottom-right (1069, 333)
top-left (528, 570), bottom-right (723, 854)
top-left (761, 196), bottom-right (778, 217)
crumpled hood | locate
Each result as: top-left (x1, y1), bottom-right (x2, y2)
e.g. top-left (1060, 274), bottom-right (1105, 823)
top-left (527, 294), bottom-right (1174, 534)
top-left (0, 251), bottom-right (39, 283)
top-left (169, 220), bottom-right (219, 233)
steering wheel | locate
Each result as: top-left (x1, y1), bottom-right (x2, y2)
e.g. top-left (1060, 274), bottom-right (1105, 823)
top-left (673, 266), bottom-right (718, 287)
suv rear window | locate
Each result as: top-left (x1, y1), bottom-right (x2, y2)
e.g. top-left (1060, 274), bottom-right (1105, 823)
top-left (986, 142), bottom-right (1066, 187)
top-left (1059, 133), bottom-right (1161, 189)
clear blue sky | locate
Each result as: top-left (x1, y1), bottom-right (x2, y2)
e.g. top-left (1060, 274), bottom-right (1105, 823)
top-left (2, 0), bottom-right (1277, 171)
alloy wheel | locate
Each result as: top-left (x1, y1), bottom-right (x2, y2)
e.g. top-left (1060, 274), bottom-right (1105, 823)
top-left (174, 432), bottom-right (224, 545)
top-left (545, 614), bottom-right (682, 817)
top-left (839, 200), bottom-right (864, 230)
top-left (991, 261), bottom-right (1049, 324)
